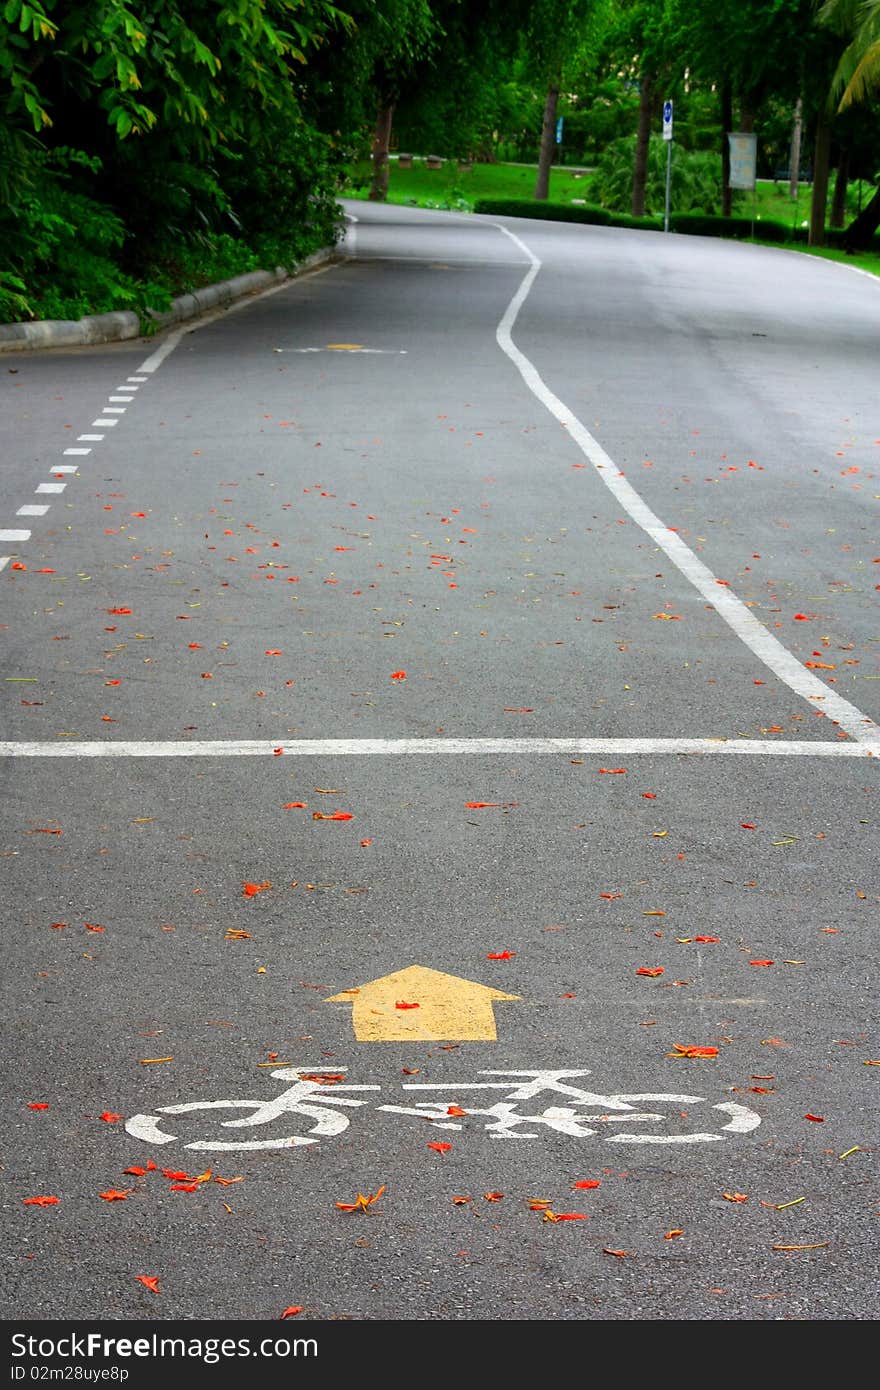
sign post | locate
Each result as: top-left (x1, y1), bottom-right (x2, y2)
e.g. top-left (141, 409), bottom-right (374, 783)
top-left (727, 131), bottom-right (758, 238)
top-left (662, 100), bottom-right (673, 232)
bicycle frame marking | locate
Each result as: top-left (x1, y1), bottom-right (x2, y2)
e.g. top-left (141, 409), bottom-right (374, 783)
top-left (124, 1067), bottom-right (762, 1152)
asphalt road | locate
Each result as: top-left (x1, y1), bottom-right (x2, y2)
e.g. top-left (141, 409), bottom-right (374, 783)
top-left (1, 201), bottom-right (878, 1339)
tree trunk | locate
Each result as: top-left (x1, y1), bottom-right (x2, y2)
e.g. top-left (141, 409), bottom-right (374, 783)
top-left (534, 71), bottom-right (560, 200)
top-left (369, 102), bottom-right (394, 202)
top-left (830, 147), bottom-right (849, 228)
top-left (808, 111), bottom-right (832, 247)
top-left (788, 96), bottom-right (803, 199)
top-left (720, 80), bottom-right (733, 216)
top-left (631, 70), bottom-right (653, 217)
top-left (842, 182), bottom-right (880, 250)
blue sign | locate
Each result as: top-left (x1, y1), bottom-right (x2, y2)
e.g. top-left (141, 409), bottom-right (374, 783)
top-left (662, 100), bottom-right (673, 140)
top-left (555, 116), bottom-right (564, 144)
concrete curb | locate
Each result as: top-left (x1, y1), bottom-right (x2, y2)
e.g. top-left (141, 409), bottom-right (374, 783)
top-left (0, 245), bottom-right (338, 355)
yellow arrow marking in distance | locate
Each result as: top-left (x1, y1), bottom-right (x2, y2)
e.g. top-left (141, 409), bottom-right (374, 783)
top-left (325, 344), bottom-right (364, 350)
top-left (326, 964), bottom-right (520, 1042)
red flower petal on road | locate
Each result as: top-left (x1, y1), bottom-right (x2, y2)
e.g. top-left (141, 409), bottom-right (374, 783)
top-left (427, 1142), bottom-right (452, 1153)
top-left (242, 881), bottom-right (271, 897)
top-left (135, 1276), bottom-right (160, 1293)
top-left (804, 1113), bottom-right (825, 1122)
top-left (100, 1112), bottom-right (122, 1122)
top-left (669, 1045), bottom-right (718, 1059)
top-left (23, 1195), bottom-right (59, 1206)
top-left (27, 1103), bottom-right (49, 1110)
top-left (283, 802), bottom-right (308, 809)
top-left (390, 671), bottom-right (407, 681)
top-left (749, 960), bottom-right (774, 967)
top-left (572, 1180), bottom-right (601, 1190)
top-left (598, 768), bottom-right (627, 774)
top-left (636, 967), bottom-right (664, 977)
top-left (99, 1189), bottom-right (133, 1201)
top-left (280, 1307), bottom-right (303, 1319)
top-left (395, 1000), bottom-right (419, 1010)
top-left (487, 951), bottom-right (515, 960)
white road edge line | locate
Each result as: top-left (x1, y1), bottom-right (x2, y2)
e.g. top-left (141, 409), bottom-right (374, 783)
top-left (492, 223), bottom-right (878, 746)
top-left (0, 738), bottom-right (876, 758)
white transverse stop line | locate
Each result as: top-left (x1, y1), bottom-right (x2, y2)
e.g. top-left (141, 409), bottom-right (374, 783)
top-left (0, 738), bottom-right (877, 758)
top-left (493, 223), bottom-right (878, 747)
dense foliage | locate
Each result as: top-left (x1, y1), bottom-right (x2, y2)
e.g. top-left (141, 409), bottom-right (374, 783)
top-left (1, 0), bottom-right (878, 322)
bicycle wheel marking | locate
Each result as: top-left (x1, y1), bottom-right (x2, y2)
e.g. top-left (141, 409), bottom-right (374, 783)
top-left (124, 1068), bottom-right (762, 1152)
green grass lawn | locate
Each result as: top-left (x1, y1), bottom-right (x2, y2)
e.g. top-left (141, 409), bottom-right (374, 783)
top-left (342, 157), bottom-right (880, 278)
top-left (343, 157), bottom-right (595, 209)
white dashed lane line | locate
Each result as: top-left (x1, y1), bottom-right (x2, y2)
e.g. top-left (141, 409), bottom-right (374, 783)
top-left (0, 375), bottom-right (146, 573)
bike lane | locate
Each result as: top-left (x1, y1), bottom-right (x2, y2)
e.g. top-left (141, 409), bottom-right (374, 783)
top-left (2, 206), bottom-right (878, 1323)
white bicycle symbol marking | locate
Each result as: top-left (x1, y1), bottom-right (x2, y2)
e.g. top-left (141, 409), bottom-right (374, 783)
top-left (125, 1067), bottom-right (762, 1153)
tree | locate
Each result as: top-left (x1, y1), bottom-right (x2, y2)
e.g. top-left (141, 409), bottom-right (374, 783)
top-left (820, 0), bottom-right (880, 247)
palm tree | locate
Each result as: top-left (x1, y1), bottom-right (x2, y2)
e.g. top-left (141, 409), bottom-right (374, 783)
top-left (820, 0), bottom-right (880, 108)
top-left (819, 0), bottom-right (880, 247)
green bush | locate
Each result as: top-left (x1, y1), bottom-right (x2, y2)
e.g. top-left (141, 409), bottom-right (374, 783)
top-left (588, 135), bottom-right (722, 216)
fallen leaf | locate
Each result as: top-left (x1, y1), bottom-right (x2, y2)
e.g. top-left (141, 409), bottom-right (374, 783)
top-left (335, 1185), bottom-right (385, 1212)
top-left (602, 1247), bottom-right (628, 1257)
top-left (669, 1044), bottom-right (719, 1059)
top-left (99, 1189), bottom-right (133, 1202)
top-left (100, 1112), bottom-right (122, 1123)
top-left (135, 1276), bottom-right (160, 1293)
top-left (598, 767), bottom-right (627, 774)
top-left (27, 1103), bottom-right (49, 1110)
top-left (772, 1243), bottom-right (828, 1252)
top-left (23, 1195), bottom-right (59, 1207)
top-left (390, 671), bottom-right (407, 681)
top-left (483, 1192), bottom-right (504, 1202)
top-left (750, 959), bottom-right (774, 967)
top-left (395, 1000), bottom-right (419, 1010)
top-left (447, 1105), bottom-right (467, 1117)
top-left (572, 1180), bottom-right (602, 1190)
top-left (664, 1229), bottom-right (684, 1240)
top-left (312, 811), bottom-right (353, 821)
top-left (723, 1193), bottom-right (749, 1203)
top-left (427, 1142), bottom-right (452, 1153)
top-left (242, 881), bottom-right (271, 897)
top-left (487, 951), bottom-right (516, 960)
top-left (636, 966), bottom-right (664, 977)
top-left (280, 1307), bottom-right (303, 1319)
top-left (804, 1113), bottom-right (825, 1122)
top-left (451, 1196), bottom-right (472, 1205)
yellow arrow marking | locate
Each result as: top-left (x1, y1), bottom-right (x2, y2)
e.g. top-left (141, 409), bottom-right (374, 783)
top-left (325, 343), bottom-right (364, 351)
top-left (326, 964), bottom-right (520, 1042)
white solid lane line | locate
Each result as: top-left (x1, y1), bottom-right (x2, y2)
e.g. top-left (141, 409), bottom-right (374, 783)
top-left (493, 224), bottom-right (878, 746)
top-left (0, 738), bottom-right (876, 758)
